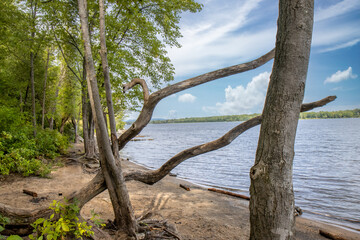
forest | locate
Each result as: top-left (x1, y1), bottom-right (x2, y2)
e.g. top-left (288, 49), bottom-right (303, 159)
top-left (1, 0), bottom-right (351, 240)
top-left (151, 109), bottom-right (360, 124)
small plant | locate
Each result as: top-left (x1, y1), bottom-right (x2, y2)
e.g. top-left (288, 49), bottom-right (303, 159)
top-left (29, 199), bottom-right (94, 240)
top-left (90, 210), bottom-right (106, 229)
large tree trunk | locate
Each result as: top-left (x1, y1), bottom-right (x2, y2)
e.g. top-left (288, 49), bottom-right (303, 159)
top-left (249, 1), bottom-right (314, 239)
top-left (42, 49), bottom-right (50, 129)
top-left (78, 0), bottom-right (136, 236)
top-left (81, 60), bottom-right (97, 159)
top-left (99, 0), bottom-right (120, 161)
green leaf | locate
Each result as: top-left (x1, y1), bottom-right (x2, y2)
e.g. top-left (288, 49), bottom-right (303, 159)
top-left (0, 225), bottom-right (4, 232)
top-left (61, 222), bottom-right (69, 232)
top-left (33, 218), bottom-right (45, 225)
top-left (6, 235), bottom-right (23, 240)
top-left (49, 214), bottom-right (54, 220)
top-left (38, 236), bottom-right (43, 240)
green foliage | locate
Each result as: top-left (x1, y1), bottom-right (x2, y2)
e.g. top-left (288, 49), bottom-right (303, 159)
top-left (90, 210), bottom-right (106, 229)
top-left (35, 129), bottom-right (69, 158)
top-left (29, 200), bottom-right (94, 240)
top-left (0, 127), bottom-right (68, 177)
top-left (299, 109), bottom-right (360, 119)
top-left (151, 113), bottom-right (261, 124)
top-left (152, 109), bottom-right (360, 124)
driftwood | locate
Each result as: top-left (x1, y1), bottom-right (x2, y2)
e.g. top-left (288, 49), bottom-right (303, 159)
top-left (319, 229), bottom-right (348, 240)
top-left (208, 188), bottom-right (250, 200)
top-left (23, 189), bottom-right (38, 198)
top-left (179, 184), bottom-right (190, 191)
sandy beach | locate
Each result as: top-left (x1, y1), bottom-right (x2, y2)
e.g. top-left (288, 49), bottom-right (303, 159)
top-left (1, 147), bottom-right (359, 239)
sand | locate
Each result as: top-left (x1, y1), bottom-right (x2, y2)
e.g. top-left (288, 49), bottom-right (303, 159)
top-left (0, 146), bottom-right (359, 240)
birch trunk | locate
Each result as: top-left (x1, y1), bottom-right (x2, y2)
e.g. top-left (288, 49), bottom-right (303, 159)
top-left (249, 0), bottom-right (314, 239)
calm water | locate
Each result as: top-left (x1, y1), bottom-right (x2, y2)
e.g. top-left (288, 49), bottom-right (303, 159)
top-left (122, 118), bottom-right (360, 230)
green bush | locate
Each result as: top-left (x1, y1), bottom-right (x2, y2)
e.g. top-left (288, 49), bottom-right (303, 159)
top-left (35, 129), bottom-right (69, 159)
top-left (29, 200), bottom-right (94, 240)
top-left (0, 127), bottom-right (68, 177)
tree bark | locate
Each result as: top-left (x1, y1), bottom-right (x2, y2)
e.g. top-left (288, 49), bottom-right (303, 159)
top-left (78, 0), bottom-right (136, 236)
top-left (249, 1), bottom-right (314, 239)
top-left (30, 0), bottom-right (38, 137)
top-left (30, 51), bottom-right (36, 137)
top-left (72, 117), bottom-right (78, 143)
top-left (42, 49), bottom-right (50, 129)
top-left (99, 0), bottom-right (120, 161)
top-left (49, 65), bottom-right (64, 130)
top-left (81, 58), bottom-right (97, 159)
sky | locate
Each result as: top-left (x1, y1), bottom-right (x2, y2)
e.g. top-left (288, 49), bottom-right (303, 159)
top-left (128, 0), bottom-right (360, 120)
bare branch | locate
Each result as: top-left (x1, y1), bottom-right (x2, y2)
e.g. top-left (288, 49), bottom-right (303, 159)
top-left (125, 95), bottom-right (337, 184)
top-left (119, 49), bottom-right (275, 149)
top-left (123, 78), bottom-right (150, 103)
top-left (301, 95), bottom-right (336, 112)
top-left (152, 49), bottom-right (275, 101)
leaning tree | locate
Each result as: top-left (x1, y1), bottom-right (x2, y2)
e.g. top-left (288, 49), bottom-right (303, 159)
top-left (1, 0), bottom-right (335, 239)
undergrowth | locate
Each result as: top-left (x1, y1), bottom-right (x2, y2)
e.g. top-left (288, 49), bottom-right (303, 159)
top-left (0, 128), bottom-right (68, 177)
top-left (29, 199), bottom-right (104, 240)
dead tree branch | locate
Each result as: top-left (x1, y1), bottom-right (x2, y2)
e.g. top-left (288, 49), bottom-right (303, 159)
top-left (119, 49), bottom-right (275, 149)
top-left (125, 96), bottom-right (337, 184)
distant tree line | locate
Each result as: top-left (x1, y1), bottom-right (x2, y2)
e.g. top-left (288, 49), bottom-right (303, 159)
top-left (151, 109), bottom-right (360, 124)
top-left (299, 109), bottom-right (360, 119)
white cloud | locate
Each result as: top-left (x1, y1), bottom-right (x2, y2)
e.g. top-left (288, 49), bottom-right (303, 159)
top-left (319, 38), bottom-right (360, 53)
top-left (315, 0), bottom-right (360, 22)
top-left (324, 67), bottom-right (357, 84)
top-left (203, 72), bottom-right (270, 115)
top-left (312, 22), bottom-right (360, 48)
top-left (178, 93), bottom-right (197, 103)
top-left (167, 0), bottom-right (275, 77)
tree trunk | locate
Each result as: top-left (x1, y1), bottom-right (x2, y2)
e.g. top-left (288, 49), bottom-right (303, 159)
top-left (49, 65), bottom-right (64, 130)
top-left (81, 59), bottom-right (97, 159)
top-left (30, 51), bottom-right (36, 137)
top-left (99, 0), bottom-right (120, 161)
top-left (249, 1), bottom-right (314, 239)
top-left (59, 116), bottom-right (69, 134)
top-left (42, 49), bottom-right (50, 129)
top-left (72, 117), bottom-right (78, 143)
top-left (78, 0), bottom-right (137, 236)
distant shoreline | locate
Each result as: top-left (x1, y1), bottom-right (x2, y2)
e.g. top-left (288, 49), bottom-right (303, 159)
top-left (149, 109), bottom-right (360, 124)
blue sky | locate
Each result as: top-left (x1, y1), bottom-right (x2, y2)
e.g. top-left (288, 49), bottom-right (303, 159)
top-left (129, 0), bottom-right (360, 120)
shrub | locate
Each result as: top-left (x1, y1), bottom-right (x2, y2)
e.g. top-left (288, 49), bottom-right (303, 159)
top-left (0, 127), bottom-right (68, 177)
top-left (29, 200), bottom-right (94, 240)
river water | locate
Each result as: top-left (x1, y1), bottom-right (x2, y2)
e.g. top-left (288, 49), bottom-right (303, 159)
top-left (122, 118), bottom-right (360, 230)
